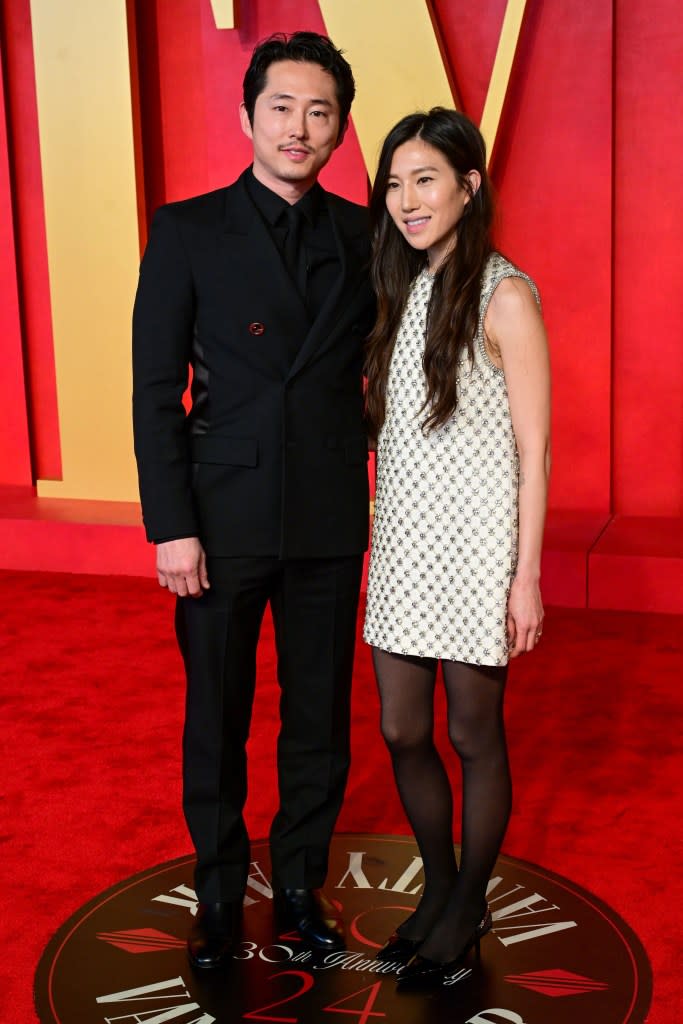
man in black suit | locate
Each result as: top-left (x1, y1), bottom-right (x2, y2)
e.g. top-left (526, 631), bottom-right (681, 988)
top-left (132, 32), bottom-right (373, 969)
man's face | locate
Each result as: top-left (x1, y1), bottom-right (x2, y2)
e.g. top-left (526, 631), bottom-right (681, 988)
top-left (240, 60), bottom-right (342, 197)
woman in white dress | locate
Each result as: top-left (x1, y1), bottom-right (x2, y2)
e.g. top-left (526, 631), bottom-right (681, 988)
top-left (363, 108), bottom-right (551, 989)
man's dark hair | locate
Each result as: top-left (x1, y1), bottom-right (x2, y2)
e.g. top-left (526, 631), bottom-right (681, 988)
top-left (242, 31), bottom-right (355, 139)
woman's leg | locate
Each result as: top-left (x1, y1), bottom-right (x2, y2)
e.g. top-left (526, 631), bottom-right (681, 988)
top-left (372, 648), bottom-right (459, 940)
top-left (417, 659), bottom-right (510, 961)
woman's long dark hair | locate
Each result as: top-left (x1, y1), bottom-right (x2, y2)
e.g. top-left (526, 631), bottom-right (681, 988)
top-left (365, 108), bottom-right (494, 438)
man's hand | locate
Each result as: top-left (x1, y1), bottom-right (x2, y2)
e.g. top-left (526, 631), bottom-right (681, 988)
top-left (156, 537), bottom-right (209, 598)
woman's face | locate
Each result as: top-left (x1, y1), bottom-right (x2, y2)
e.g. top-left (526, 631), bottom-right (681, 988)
top-left (384, 137), bottom-right (479, 271)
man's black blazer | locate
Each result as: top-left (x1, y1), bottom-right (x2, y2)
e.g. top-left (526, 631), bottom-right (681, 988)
top-left (132, 170), bottom-right (374, 559)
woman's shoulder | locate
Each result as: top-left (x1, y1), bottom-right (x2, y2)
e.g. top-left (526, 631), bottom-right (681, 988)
top-left (481, 252), bottom-right (540, 308)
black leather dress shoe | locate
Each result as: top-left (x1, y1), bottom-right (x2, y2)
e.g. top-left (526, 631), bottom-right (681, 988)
top-left (275, 888), bottom-right (345, 950)
top-left (187, 901), bottom-right (242, 969)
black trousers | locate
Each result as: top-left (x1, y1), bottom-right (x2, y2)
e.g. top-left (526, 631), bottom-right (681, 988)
top-left (175, 554), bottom-right (363, 903)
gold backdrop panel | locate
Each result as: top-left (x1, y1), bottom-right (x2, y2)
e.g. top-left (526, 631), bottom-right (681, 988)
top-left (480, 0), bottom-right (529, 158)
top-left (319, 0), bottom-right (455, 177)
top-left (32, 0), bottom-right (140, 501)
top-left (320, 0), bottom-right (528, 171)
top-left (210, 0), bottom-right (237, 29)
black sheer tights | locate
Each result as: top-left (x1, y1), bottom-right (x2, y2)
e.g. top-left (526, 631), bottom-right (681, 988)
top-left (372, 647), bottom-right (510, 961)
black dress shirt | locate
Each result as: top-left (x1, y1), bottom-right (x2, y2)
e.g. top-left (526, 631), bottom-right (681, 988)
top-left (245, 167), bottom-right (340, 321)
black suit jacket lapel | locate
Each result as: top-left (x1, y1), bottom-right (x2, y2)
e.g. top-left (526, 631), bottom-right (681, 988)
top-left (221, 173), bottom-right (310, 375)
top-left (287, 190), bottom-right (368, 380)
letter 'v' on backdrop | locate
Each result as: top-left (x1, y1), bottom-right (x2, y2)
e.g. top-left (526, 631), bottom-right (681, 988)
top-left (319, 0), bottom-right (529, 174)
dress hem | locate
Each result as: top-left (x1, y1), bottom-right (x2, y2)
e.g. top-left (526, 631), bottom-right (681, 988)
top-left (362, 635), bottom-right (509, 669)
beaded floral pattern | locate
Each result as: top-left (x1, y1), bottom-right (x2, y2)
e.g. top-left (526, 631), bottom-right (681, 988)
top-left (364, 253), bottom-right (540, 666)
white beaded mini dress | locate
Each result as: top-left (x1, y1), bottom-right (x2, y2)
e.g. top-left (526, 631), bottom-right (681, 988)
top-left (364, 252), bottom-right (540, 667)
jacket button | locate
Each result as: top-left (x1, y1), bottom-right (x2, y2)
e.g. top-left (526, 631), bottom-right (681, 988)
top-left (248, 322), bottom-right (265, 336)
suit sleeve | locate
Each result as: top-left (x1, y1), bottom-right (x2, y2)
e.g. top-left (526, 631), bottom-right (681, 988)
top-left (132, 205), bottom-right (198, 542)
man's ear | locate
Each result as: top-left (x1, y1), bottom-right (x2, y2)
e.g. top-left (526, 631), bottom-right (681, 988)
top-left (335, 119), bottom-right (348, 149)
top-left (239, 102), bottom-right (253, 141)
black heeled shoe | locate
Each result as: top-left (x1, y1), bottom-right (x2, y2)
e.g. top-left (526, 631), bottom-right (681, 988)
top-left (396, 905), bottom-right (493, 991)
top-left (375, 931), bottom-right (422, 963)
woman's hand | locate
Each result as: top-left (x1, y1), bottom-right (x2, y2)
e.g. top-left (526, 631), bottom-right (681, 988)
top-left (487, 275), bottom-right (550, 662)
top-left (506, 574), bottom-right (544, 657)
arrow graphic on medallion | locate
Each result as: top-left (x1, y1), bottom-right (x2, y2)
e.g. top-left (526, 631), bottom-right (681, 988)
top-left (96, 928), bottom-right (185, 953)
top-left (505, 969), bottom-right (609, 997)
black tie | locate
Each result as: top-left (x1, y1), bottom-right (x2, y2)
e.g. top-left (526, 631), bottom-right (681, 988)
top-left (282, 203), bottom-right (307, 300)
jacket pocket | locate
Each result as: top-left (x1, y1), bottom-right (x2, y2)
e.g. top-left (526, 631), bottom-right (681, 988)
top-left (191, 436), bottom-right (258, 466)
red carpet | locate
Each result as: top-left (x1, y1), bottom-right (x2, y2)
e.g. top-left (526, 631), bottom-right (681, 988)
top-left (1, 569), bottom-right (681, 1021)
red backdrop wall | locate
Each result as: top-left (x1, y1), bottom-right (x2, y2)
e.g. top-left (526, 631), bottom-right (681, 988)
top-left (1, 0), bottom-right (682, 611)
